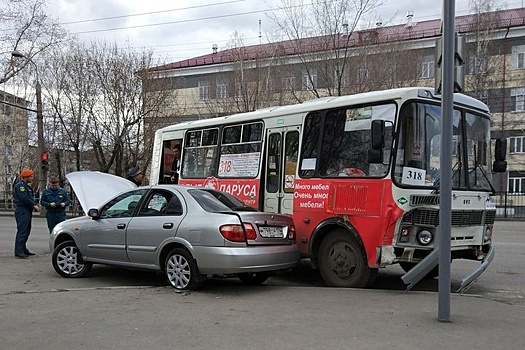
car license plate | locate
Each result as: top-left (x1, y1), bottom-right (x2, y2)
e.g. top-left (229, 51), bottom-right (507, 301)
top-left (259, 226), bottom-right (284, 238)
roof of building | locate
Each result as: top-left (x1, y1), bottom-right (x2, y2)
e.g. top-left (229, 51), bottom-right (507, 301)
top-left (149, 7), bottom-right (525, 73)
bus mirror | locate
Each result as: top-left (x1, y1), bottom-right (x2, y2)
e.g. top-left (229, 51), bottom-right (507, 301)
top-left (494, 138), bottom-right (507, 162)
top-left (371, 119), bottom-right (384, 150)
top-left (368, 149), bottom-right (383, 164)
top-left (492, 160), bottom-right (507, 173)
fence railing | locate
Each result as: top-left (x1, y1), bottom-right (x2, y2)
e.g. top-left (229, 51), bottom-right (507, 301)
top-left (2, 190), bottom-right (524, 220)
top-left (0, 191), bottom-right (85, 217)
top-left (493, 192), bottom-right (525, 220)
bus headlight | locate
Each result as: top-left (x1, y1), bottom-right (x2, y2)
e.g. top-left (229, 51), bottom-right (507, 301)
top-left (416, 229), bottom-right (433, 245)
top-left (483, 226), bottom-right (493, 243)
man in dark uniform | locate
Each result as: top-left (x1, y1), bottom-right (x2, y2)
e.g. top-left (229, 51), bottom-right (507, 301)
top-left (126, 166), bottom-right (144, 186)
top-left (40, 176), bottom-right (71, 233)
top-left (13, 169), bottom-right (40, 258)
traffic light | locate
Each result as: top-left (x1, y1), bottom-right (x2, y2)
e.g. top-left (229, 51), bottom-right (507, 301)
top-left (41, 152), bottom-right (49, 173)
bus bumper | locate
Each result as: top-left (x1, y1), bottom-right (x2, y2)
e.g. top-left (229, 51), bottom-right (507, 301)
top-left (457, 245), bottom-right (495, 293)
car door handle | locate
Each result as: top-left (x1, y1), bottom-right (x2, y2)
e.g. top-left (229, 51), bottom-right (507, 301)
top-left (117, 224), bottom-right (126, 229)
top-left (163, 223), bottom-right (174, 229)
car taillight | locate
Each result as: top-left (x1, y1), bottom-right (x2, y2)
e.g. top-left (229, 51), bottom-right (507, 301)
top-left (243, 223), bottom-right (257, 240)
top-left (219, 223), bottom-right (257, 242)
top-left (288, 224), bottom-right (296, 240)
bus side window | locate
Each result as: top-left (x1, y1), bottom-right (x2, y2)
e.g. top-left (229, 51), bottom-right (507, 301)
top-left (299, 112), bottom-right (321, 177)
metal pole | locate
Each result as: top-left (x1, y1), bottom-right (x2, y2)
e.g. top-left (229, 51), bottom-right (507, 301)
top-left (438, 0), bottom-right (455, 322)
top-left (11, 52), bottom-right (47, 196)
top-left (35, 80), bottom-right (46, 196)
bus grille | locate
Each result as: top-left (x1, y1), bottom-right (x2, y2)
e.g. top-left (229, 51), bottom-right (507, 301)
top-left (410, 195), bottom-right (440, 206)
top-left (402, 209), bottom-right (494, 226)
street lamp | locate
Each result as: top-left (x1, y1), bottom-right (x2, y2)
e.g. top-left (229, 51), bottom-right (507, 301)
top-left (11, 51), bottom-right (47, 196)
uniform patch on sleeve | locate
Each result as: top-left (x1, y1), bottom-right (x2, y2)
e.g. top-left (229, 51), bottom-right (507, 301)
top-left (19, 187), bottom-right (25, 192)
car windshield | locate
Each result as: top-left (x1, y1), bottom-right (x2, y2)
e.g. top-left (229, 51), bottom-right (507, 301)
top-left (189, 189), bottom-right (258, 212)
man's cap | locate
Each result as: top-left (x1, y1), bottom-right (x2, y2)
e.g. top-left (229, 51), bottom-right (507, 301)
top-left (20, 169), bottom-right (34, 178)
top-left (49, 176), bottom-right (59, 184)
top-left (127, 166), bottom-right (141, 177)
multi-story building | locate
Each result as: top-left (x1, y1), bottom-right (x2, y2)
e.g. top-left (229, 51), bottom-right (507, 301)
top-left (0, 90), bottom-right (30, 202)
top-left (145, 7), bottom-right (525, 197)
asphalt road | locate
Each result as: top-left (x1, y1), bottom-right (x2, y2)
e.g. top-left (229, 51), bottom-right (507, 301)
top-left (1, 216), bottom-right (524, 349)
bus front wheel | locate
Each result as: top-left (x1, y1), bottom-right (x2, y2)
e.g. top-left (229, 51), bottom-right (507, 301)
top-left (318, 230), bottom-right (375, 288)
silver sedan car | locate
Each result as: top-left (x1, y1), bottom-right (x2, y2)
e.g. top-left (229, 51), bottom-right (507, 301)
top-left (49, 172), bottom-right (299, 290)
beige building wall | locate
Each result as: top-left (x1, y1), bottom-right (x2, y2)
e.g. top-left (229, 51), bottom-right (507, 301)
top-left (0, 91), bottom-right (30, 200)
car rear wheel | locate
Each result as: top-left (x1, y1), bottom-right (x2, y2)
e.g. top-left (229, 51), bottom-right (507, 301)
top-left (165, 248), bottom-right (200, 290)
top-left (238, 272), bottom-right (269, 286)
top-left (52, 240), bottom-right (92, 278)
top-left (318, 229), bottom-right (375, 288)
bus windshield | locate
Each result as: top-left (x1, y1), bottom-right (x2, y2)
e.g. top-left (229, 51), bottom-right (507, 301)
top-left (394, 101), bottom-right (492, 191)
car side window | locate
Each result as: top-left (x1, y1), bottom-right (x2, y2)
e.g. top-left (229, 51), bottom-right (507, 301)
top-left (99, 190), bottom-right (147, 219)
top-left (138, 191), bottom-right (173, 217)
top-left (164, 195), bottom-right (184, 216)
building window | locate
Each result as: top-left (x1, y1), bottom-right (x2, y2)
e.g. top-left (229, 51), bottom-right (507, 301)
top-left (216, 78), bottom-right (228, 99)
top-left (4, 145), bottom-right (12, 155)
top-left (508, 177), bottom-right (525, 193)
top-left (2, 103), bottom-right (12, 116)
top-left (2, 124), bottom-right (11, 136)
top-left (4, 164), bottom-right (12, 175)
top-left (333, 67), bottom-right (349, 88)
top-left (509, 136), bottom-right (525, 154)
top-left (198, 80), bottom-right (210, 101)
top-left (510, 87), bottom-right (525, 112)
top-left (420, 56), bottom-right (434, 78)
top-left (234, 82), bottom-right (243, 98)
top-left (357, 66), bottom-right (369, 81)
top-left (265, 78), bottom-right (274, 92)
top-left (302, 69), bottom-right (317, 90)
top-left (512, 45), bottom-right (525, 69)
top-left (468, 56), bottom-right (487, 74)
top-left (282, 76), bottom-right (295, 92)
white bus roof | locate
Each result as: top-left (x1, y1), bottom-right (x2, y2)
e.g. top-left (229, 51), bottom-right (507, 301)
top-left (158, 87), bottom-right (489, 132)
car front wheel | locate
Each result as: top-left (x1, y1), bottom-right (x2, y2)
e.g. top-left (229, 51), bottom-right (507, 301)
top-left (165, 248), bottom-right (200, 290)
top-left (52, 240), bottom-right (92, 278)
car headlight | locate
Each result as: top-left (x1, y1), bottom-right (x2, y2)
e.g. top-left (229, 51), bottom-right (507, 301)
top-left (416, 229), bottom-right (433, 245)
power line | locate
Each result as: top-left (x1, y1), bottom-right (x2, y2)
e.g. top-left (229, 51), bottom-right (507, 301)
top-left (60, 0), bottom-right (247, 25)
top-left (73, 7), bottom-right (280, 35)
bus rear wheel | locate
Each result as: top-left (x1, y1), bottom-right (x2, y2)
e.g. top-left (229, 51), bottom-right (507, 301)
top-left (318, 230), bottom-right (375, 288)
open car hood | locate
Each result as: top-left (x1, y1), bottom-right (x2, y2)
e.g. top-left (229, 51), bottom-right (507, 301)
top-left (66, 171), bottom-right (137, 211)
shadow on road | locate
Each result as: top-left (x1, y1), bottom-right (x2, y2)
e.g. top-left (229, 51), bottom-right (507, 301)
top-left (79, 258), bottom-right (474, 294)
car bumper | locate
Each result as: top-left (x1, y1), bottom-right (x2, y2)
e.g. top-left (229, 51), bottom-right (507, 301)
top-left (192, 244), bottom-right (300, 274)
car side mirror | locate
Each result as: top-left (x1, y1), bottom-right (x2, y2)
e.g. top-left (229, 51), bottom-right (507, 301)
top-left (87, 208), bottom-right (99, 219)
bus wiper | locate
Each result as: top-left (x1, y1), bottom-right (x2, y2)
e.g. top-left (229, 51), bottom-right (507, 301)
top-left (473, 144), bottom-right (495, 193)
top-left (432, 160), bottom-right (460, 193)
top-left (474, 161), bottom-right (496, 194)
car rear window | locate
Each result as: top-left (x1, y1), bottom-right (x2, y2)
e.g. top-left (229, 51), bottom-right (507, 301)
top-left (188, 189), bottom-right (257, 212)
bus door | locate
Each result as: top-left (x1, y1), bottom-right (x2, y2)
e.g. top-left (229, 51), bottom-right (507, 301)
top-left (264, 126), bottom-right (300, 214)
top-left (158, 130), bottom-right (185, 185)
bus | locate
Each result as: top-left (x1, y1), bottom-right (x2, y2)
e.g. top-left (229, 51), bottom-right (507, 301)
top-left (150, 87), bottom-right (506, 290)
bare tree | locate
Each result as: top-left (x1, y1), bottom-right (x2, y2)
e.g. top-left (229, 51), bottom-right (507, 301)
top-left (39, 40), bottom-right (173, 179)
top-left (42, 41), bottom-right (98, 178)
top-left (268, 0), bottom-right (384, 100)
top-left (0, 0), bottom-right (65, 84)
